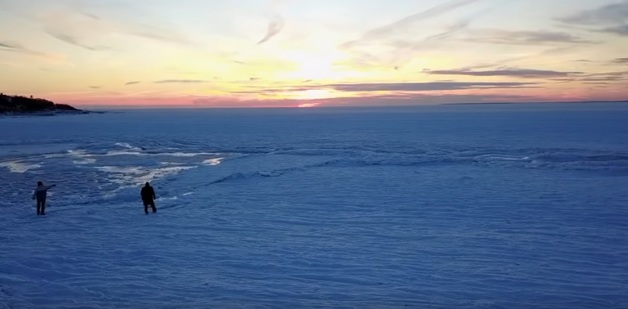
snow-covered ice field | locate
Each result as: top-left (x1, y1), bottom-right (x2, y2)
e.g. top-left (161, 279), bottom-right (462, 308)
top-left (1, 103), bottom-right (627, 308)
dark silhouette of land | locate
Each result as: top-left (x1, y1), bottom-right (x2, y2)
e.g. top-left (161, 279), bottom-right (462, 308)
top-left (0, 93), bottom-right (88, 115)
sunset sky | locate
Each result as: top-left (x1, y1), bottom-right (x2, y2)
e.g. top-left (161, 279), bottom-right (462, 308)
top-left (1, 0), bottom-right (627, 107)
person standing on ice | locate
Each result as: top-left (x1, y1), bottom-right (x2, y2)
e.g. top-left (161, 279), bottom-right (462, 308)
top-left (32, 181), bottom-right (56, 216)
top-left (140, 182), bottom-right (157, 214)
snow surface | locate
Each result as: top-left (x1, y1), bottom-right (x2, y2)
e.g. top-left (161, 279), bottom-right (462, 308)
top-left (1, 103), bottom-right (628, 308)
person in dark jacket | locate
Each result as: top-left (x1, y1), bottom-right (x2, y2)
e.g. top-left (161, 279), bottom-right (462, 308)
top-left (32, 181), bottom-right (56, 215)
top-left (140, 182), bottom-right (157, 214)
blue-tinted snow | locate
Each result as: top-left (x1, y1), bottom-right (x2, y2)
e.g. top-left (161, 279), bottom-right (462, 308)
top-left (1, 103), bottom-right (628, 308)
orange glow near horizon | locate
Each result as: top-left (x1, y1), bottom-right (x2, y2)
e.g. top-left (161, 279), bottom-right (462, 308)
top-left (298, 102), bottom-right (322, 108)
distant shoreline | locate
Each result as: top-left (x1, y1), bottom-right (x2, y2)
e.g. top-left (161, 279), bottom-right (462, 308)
top-left (0, 93), bottom-right (95, 116)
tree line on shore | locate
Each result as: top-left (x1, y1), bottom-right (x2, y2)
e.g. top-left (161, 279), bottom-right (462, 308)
top-left (0, 93), bottom-right (83, 114)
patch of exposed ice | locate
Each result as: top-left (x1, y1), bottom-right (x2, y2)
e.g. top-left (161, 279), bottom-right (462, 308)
top-left (0, 161), bottom-right (41, 173)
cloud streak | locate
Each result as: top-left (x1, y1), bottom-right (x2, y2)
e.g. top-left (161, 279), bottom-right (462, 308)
top-left (426, 68), bottom-right (582, 78)
top-left (453, 46), bottom-right (581, 72)
top-left (466, 30), bottom-right (594, 45)
top-left (0, 41), bottom-right (24, 52)
top-left (258, 13), bottom-right (285, 44)
top-left (46, 30), bottom-right (110, 51)
top-left (30, 3), bottom-right (196, 49)
top-left (600, 24), bottom-right (628, 36)
top-left (559, 1), bottom-right (628, 36)
top-left (388, 18), bottom-right (476, 67)
top-left (341, 0), bottom-right (480, 49)
top-left (613, 58), bottom-right (628, 64)
top-left (337, 0), bottom-right (483, 68)
top-left (324, 81), bottom-right (534, 92)
top-left (130, 29), bottom-right (194, 45)
top-left (571, 71), bottom-right (628, 82)
top-left (257, 0), bottom-right (288, 45)
top-left (0, 39), bottom-right (63, 61)
top-left (154, 79), bottom-right (206, 84)
top-left (240, 81), bottom-right (536, 94)
top-left (559, 1), bottom-right (628, 25)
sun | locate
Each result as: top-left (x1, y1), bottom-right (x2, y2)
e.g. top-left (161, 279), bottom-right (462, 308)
top-left (283, 51), bottom-right (339, 80)
top-left (297, 89), bottom-right (331, 100)
top-left (297, 58), bottom-right (334, 80)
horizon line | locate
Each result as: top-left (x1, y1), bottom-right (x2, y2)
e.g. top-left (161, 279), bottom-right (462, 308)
top-left (77, 100), bottom-right (628, 110)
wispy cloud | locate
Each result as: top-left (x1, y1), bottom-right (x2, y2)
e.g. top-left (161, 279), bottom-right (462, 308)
top-left (30, 3), bottom-right (196, 49)
top-left (577, 71), bottom-right (628, 82)
top-left (466, 30), bottom-right (594, 45)
top-left (130, 29), bottom-right (194, 45)
top-left (328, 93), bottom-right (545, 105)
top-left (256, 0), bottom-right (288, 45)
top-left (551, 70), bottom-right (628, 83)
top-left (395, 18), bottom-right (475, 66)
top-left (323, 81), bottom-right (534, 92)
top-left (339, 0), bottom-right (482, 68)
top-left (125, 81), bottom-right (141, 85)
top-left (600, 24), bottom-right (628, 36)
top-left (0, 41), bottom-right (19, 50)
top-left (0, 39), bottom-right (64, 61)
top-left (612, 58), bottom-right (628, 64)
top-left (46, 30), bottom-right (110, 51)
top-left (341, 18), bottom-right (475, 68)
top-left (558, 1), bottom-right (628, 36)
top-left (559, 1), bottom-right (628, 25)
top-left (0, 41), bottom-right (40, 55)
top-left (426, 68), bottom-right (581, 78)
top-left (341, 0), bottom-right (480, 49)
top-left (154, 79), bottom-right (206, 84)
top-left (81, 12), bottom-right (100, 21)
top-left (258, 13), bottom-right (285, 44)
top-left (454, 47), bottom-right (580, 72)
top-left (89, 86), bottom-right (101, 89)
